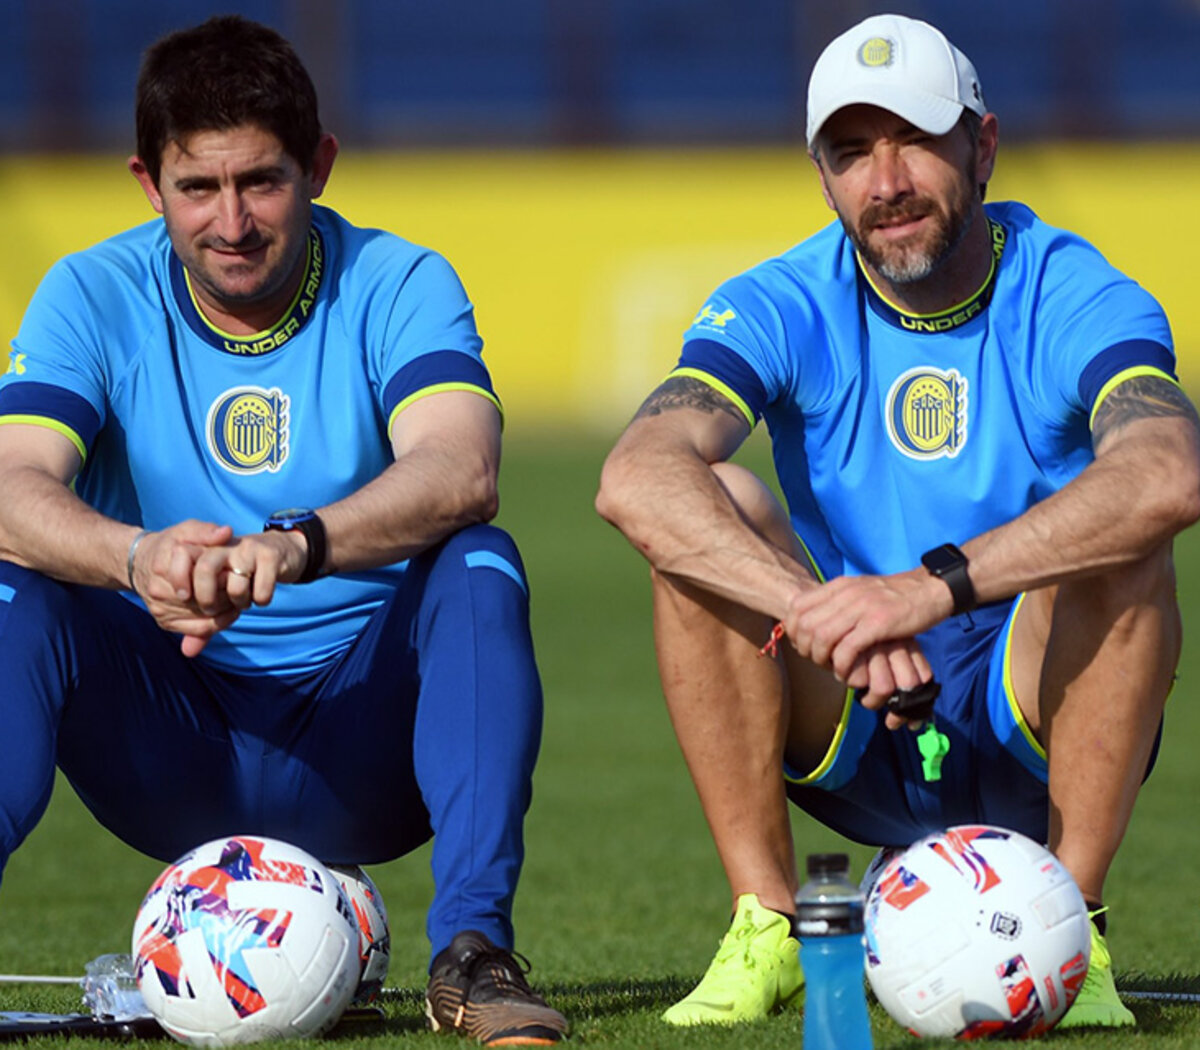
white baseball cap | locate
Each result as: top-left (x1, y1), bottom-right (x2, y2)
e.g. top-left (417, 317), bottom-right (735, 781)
top-left (806, 14), bottom-right (986, 148)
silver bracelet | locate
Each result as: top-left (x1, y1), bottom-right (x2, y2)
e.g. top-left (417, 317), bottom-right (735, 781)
top-left (126, 528), bottom-right (150, 592)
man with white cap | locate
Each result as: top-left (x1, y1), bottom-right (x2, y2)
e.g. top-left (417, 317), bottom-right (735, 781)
top-left (597, 12), bottom-right (1199, 1031)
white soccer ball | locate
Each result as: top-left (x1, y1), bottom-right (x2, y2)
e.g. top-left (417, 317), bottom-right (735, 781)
top-left (864, 825), bottom-right (1091, 1039)
top-left (132, 836), bottom-right (360, 1047)
top-left (329, 865), bottom-right (391, 1003)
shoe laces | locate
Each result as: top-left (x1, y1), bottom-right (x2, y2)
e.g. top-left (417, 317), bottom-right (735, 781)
top-left (714, 909), bottom-right (771, 970)
top-left (459, 943), bottom-right (538, 1001)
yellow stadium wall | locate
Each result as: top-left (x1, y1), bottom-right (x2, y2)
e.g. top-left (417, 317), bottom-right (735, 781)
top-left (2, 144), bottom-right (1197, 431)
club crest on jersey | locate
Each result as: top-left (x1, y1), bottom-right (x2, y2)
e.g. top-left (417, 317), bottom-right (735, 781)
top-left (206, 387), bottom-right (290, 474)
top-left (886, 367), bottom-right (968, 460)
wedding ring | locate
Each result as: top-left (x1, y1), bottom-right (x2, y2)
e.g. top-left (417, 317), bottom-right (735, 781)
top-left (230, 566), bottom-right (253, 578)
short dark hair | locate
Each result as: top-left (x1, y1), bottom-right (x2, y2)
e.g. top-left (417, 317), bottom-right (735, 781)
top-left (135, 15), bottom-right (321, 185)
top-left (957, 110), bottom-right (989, 201)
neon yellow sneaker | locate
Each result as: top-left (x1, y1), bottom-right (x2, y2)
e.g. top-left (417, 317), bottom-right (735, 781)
top-left (663, 893), bottom-right (804, 1026)
top-left (1057, 912), bottom-right (1136, 1029)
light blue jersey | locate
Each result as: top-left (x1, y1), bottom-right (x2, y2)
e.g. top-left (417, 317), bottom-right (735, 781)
top-left (0, 205), bottom-right (499, 674)
top-left (675, 201), bottom-right (1176, 581)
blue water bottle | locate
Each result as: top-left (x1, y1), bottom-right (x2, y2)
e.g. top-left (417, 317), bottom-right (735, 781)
top-left (796, 852), bottom-right (873, 1050)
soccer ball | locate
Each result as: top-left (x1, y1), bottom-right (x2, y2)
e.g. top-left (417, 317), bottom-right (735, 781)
top-left (132, 836), bottom-right (360, 1047)
top-left (864, 825), bottom-right (1091, 1039)
top-left (329, 865), bottom-right (391, 1003)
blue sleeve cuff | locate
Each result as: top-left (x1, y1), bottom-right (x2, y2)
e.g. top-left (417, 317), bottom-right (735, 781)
top-left (674, 338), bottom-right (769, 423)
top-left (383, 350), bottom-right (500, 433)
top-left (1078, 340), bottom-right (1176, 413)
top-left (0, 381), bottom-right (99, 460)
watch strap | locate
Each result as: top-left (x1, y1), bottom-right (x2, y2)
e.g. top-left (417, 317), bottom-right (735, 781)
top-left (264, 512), bottom-right (327, 584)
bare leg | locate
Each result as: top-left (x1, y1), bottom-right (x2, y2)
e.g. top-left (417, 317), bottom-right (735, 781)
top-left (1008, 544), bottom-right (1180, 902)
top-left (652, 463), bottom-right (845, 915)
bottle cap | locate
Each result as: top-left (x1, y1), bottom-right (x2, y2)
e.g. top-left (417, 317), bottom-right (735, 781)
top-left (806, 852), bottom-right (851, 877)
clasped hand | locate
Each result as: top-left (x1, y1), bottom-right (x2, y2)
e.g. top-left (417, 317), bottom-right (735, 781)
top-left (129, 520), bottom-right (306, 656)
top-left (781, 569), bottom-right (952, 728)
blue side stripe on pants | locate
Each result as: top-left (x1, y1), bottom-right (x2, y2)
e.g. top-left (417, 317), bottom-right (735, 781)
top-left (463, 550), bottom-right (527, 594)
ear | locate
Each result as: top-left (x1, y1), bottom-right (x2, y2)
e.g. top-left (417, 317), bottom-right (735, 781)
top-left (975, 113), bottom-right (999, 187)
top-left (127, 156), bottom-right (164, 213)
top-left (808, 150), bottom-right (837, 212)
top-left (308, 133), bottom-right (339, 199)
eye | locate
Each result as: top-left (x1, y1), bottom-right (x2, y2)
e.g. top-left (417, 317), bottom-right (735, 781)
top-left (830, 147), bottom-right (867, 168)
top-left (179, 182), bottom-right (215, 199)
top-left (242, 170), bottom-right (287, 193)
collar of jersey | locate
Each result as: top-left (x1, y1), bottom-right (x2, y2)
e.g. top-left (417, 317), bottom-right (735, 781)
top-left (169, 226), bottom-right (324, 355)
top-left (859, 218), bottom-right (1007, 334)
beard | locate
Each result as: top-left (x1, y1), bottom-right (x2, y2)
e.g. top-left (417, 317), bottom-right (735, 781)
top-left (184, 233), bottom-right (301, 309)
top-left (842, 178), bottom-right (978, 286)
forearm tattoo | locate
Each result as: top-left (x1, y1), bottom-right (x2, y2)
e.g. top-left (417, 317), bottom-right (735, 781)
top-left (1092, 374), bottom-right (1200, 451)
top-left (632, 376), bottom-right (745, 425)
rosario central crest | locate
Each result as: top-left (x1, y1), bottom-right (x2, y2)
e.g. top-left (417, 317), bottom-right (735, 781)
top-left (886, 367), bottom-right (968, 460)
top-left (207, 387), bottom-right (290, 474)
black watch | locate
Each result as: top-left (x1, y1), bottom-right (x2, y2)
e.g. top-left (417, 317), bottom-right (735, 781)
top-left (920, 542), bottom-right (976, 615)
top-left (264, 508), bottom-right (327, 583)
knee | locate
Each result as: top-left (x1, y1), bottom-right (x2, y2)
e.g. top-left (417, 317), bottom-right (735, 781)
top-left (1057, 545), bottom-right (1180, 637)
top-left (709, 462), bottom-right (795, 551)
top-left (420, 524), bottom-right (529, 595)
top-left (0, 561), bottom-right (77, 632)
top-left (0, 560), bottom-right (58, 593)
top-left (435, 523), bottom-right (523, 569)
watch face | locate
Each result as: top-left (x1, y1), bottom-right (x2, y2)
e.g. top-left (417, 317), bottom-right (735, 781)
top-left (922, 544), bottom-right (964, 574)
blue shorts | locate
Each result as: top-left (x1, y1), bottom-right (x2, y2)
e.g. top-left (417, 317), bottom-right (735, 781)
top-left (784, 598), bottom-right (1160, 847)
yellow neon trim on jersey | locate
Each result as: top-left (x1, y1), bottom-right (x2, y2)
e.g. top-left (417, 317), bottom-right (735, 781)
top-left (859, 218), bottom-right (1005, 321)
top-left (0, 414), bottom-right (87, 462)
top-left (860, 249), bottom-right (995, 320)
top-left (1002, 593), bottom-right (1046, 761)
top-left (1088, 366), bottom-right (1179, 430)
top-left (785, 687), bottom-right (856, 785)
top-left (386, 383), bottom-right (504, 437)
top-left (668, 367), bottom-right (755, 429)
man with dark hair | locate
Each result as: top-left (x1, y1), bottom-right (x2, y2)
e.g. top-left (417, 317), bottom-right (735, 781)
top-left (597, 11), bottom-right (1200, 1032)
top-left (0, 15), bottom-right (566, 1045)
top-left (133, 16), bottom-right (324, 187)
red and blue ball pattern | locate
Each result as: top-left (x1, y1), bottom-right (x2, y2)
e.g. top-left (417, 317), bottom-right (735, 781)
top-left (135, 837), bottom-right (333, 1018)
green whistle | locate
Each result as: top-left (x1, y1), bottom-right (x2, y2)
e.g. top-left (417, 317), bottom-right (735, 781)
top-left (918, 723), bottom-right (951, 782)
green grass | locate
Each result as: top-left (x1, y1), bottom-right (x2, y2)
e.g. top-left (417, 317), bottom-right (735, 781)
top-left (2, 429), bottom-right (1199, 1047)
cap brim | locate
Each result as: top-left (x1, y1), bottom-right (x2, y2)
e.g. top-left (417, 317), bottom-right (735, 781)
top-left (807, 87), bottom-right (964, 147)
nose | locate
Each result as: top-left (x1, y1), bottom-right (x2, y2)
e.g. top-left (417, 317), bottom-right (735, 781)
top-left (213, 188), bottom-right (255, 246)
top-left (867, 145), bottom-right (914, 203)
